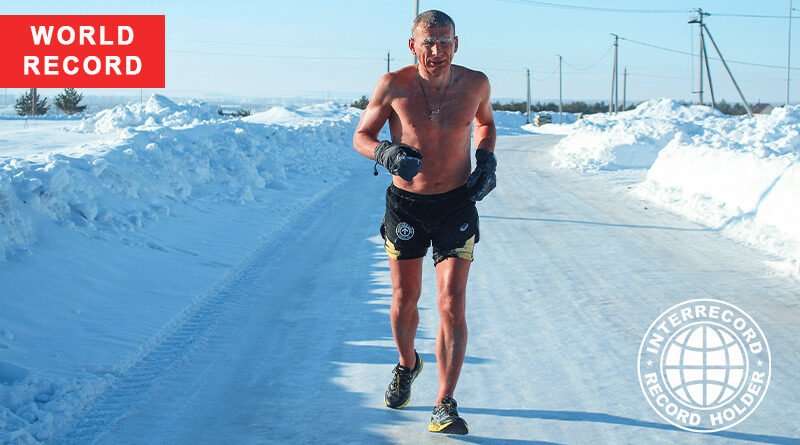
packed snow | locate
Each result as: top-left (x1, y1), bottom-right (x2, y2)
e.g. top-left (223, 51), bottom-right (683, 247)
top-left (550, 98), bottom-right (800, 274)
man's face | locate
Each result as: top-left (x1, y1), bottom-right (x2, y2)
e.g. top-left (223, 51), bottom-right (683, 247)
top-left (409, 24), bottom-right (458, 75)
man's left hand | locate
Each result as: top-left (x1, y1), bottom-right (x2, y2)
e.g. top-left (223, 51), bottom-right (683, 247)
top-left (466, 149), bottom-right (497, 202)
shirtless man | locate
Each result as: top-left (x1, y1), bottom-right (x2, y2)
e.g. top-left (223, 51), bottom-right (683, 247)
top-left (352, 10), bottom-right (496, 435)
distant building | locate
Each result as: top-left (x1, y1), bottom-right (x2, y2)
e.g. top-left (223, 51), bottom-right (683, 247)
top-left (751, 103), bottom-right (775, 114)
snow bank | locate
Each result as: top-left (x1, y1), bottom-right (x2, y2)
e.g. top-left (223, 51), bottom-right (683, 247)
top-left (0, 175), bottom-right (35, 260)
top-left (551, 98), bottom-right (800, 271)
top-left (244, 102), bottom-right (360, 127)
top-left (495, 111), bottom-right (579, 136)
top-left (77, 95), bottom-right (221, 134)
top-left (246, 105), bottom-right (535, 135)
top-left (637, 138), bottom-right (793, 226)
top-left (0, 96), bottom-right (360, 262)
top-left (490, 110), bottom-right (529, 136)
top-left (632, 105), bottom-right (800, 271)
top-left (551, 99), bottom-right (722, 171)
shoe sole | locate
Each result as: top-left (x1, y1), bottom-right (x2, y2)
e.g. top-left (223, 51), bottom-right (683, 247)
top-left (428, 418), bottom-right (469, 435)
top-left (384, 355), bottom-right (424, 409)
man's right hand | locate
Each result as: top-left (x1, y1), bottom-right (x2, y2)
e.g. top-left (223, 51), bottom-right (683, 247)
top-left (374, 141), bottom-right (423, 182)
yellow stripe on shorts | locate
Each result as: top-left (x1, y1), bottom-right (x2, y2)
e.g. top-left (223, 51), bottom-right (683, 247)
top-left (384, 237), bottom-right (401, 260)
top-left (452, 235), bottom-right (476, 261)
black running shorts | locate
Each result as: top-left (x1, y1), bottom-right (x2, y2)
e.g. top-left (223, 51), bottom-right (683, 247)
top-left (380, 184), bottom-right (479, 265)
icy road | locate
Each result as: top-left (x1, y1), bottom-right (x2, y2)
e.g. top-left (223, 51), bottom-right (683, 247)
top-left (56, 134), bottom-right (800, 445)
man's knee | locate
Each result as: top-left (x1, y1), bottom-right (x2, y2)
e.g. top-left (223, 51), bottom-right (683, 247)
top-left (437, 291), bottom-right (466, 321)
top-left (392, 289), bottom-right (421, 314)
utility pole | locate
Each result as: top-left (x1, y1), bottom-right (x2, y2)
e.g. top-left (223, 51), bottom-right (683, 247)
top-left (615, 38), bottom-right (619, 113)
top-left (689, 9), bottom-right (708, 104)
top-left (413, 0), bottom-right (420, 65)
top-left (386, 51), bottom-right (394, 73)
top-left (526, 68), bottom-right (532, 124)
top-left (622, 68), bottom-right (627, 112)
top-left (703, 23), bottom-right (753, 117)
top-left (558, 55), bottom-right (563, 123)
top-left (788, 0), bottom-right (793, 105)
top-left (610, 34), bottom-right (618, 113)
top-left (702, 35), bottom-right (717, 109)
top-left (699, 11), bottom-right (705, 104)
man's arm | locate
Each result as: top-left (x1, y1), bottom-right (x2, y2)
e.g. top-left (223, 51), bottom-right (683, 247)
top-left (353, 73), bottom-right (394, 160)
top-left (353, 73), bottom-right (422, 182)
top-left (472, 73), bottom-right (496, 153)
top-left (466, 73), bottom-right (497, 201)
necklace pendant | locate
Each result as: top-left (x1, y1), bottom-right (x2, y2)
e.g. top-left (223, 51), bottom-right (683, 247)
top-left (429, 110), bottom-right (439, 120)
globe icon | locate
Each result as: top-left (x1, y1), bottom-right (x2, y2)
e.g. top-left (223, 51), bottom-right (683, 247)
top-left (661, 323), bottom-right (748, 410)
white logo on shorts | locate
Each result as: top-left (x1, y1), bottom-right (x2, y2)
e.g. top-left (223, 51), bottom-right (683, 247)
top-left (396, 222), bottom-right (414, 240)
top-left (637, 298), bottom-right (771, 432)
top-left (459, 223), bottom-right (469, 232)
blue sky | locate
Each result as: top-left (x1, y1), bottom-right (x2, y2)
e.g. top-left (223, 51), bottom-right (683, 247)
top-left (3, 1), bottom-right (799, 104)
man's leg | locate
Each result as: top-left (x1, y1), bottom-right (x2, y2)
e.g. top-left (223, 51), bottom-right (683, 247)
top-left (434, 257), bottom-right (471, 403)
top-left (389, 257), bottom-right (424, 368)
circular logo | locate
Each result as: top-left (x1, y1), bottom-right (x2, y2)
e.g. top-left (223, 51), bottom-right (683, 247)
top-left (638, 299), bottom-right (770, 432)
top-left (459, 223), bottom-right (469, 232)
top-left (396, 222), bottom-right (414, 241)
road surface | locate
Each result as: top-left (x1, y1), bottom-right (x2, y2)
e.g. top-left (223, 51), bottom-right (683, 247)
top-left (56, 134), bottom-right (800, 445)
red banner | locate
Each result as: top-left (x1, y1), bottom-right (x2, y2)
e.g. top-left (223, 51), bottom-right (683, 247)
top-left (0, 15), bottom-right (165, 88)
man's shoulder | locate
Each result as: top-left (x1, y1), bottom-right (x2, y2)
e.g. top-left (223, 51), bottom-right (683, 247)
top-left (454, 65), bottom-right (489, 84)
top-left (377, 66), bottom-right (416, 90)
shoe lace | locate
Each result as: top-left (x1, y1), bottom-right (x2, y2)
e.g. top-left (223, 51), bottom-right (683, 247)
top-left (389, 365), bottom-right (412, 393)
top-left (437, 397), bottom-right (458, 416)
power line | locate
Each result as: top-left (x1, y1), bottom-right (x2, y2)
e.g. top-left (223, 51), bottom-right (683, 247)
top-left (472, 66), bottom-right (526, 73)
top-left (459, 55), bottom-right (543, 64)
top-left (169, 38), bottom-right (387, 53)
top-left (618, 36), bottom-right (800, 71)
top-left (531, 66), bottom-right (559, 82)
top-left (496, 0), bottom-right (800, 21)
top-left (170, 44), bottom-right (561, 74)
top-left (618, 36), bottom-right (692, 57)
top-left (562, 45), bottom-right (613, 71)
top-left (167, 49), bottom-right (377, 61)
top-left (627, 72), bottom-right (784, 80)
top-left (625, 65), bottom-right (691, 73)
top-left (710, 13), bottom-right (800, 20)
top-left (629, 73), bottom-right (690, 81)
top-left (472, 65), bottom-right (563, 75)
top-left (495, 0), bottom-right (688, 14)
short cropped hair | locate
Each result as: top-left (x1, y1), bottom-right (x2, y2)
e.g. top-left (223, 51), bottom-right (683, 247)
top-left (411, 10), bottom-right (455, 35)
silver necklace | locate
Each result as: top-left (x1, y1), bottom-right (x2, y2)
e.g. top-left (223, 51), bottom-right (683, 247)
top-left (417, 68), bottom-right (453, 121)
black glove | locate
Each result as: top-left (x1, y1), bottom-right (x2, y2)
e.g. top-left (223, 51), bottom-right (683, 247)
top-left (373, 140), bottom-right (422, 182)
top-left (466, 149), bottom-right (497, 201)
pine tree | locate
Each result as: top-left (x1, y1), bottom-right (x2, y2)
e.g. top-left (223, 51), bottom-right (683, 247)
top-left (15, 89), bottom-right (50, 116)
top-left (350, 95), bottom-right (369, 110)
top-left (54, 88), bottom-right (87, 116)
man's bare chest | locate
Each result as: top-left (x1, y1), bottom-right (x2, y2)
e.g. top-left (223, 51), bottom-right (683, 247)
top-left (391, 87), bottom-right (478, 131)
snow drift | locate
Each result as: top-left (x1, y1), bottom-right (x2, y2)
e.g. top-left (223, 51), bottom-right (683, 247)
top-left (0, 95), bottom-right (360, 262)
top-left (551, 98), bottom-right (723, 171)
top-left (552, 98), bottom-right (800, 272)
top-left (634, 105), bottom-right (800, 272)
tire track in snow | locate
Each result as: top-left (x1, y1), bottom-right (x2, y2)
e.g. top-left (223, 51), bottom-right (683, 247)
top-left (53, 180), bottom-right (347, 445)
